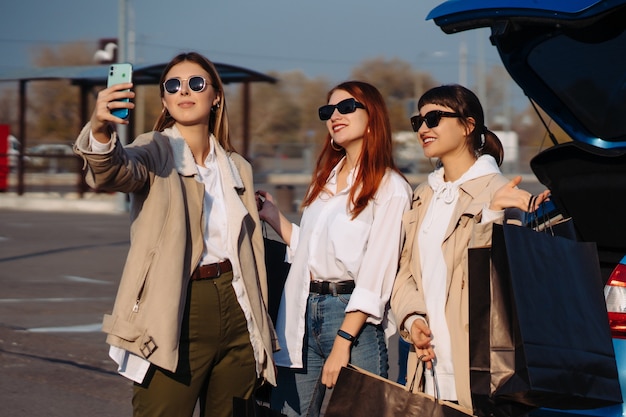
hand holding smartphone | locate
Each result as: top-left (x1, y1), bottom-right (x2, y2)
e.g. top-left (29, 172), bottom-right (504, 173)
top-left (106, 63), bottom-right (133, 119)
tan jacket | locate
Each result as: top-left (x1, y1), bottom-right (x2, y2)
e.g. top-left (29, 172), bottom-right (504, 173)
top-left (74, 123), bottom-right (277, 385)
top-left (391, 173), bottom-right (510, 410)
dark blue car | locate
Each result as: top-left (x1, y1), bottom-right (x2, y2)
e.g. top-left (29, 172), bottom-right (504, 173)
top-left (427, 1), bottom-right (626, 416)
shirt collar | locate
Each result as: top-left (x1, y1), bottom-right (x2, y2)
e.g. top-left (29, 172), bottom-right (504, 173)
top-left (327, 157), bottom-right (357, 190)
top-left (162, 126), bottom-right (244, 191)
top-left (204, 139), bottom-right (216, 165)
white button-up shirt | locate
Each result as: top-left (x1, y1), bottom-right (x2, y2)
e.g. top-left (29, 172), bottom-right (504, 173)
top-left (274, 158), bottom-right (412, 368)
top-left (196, 143), bottom-right (230, 265)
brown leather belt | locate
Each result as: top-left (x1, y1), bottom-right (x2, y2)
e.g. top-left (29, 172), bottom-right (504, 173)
top-left (191, 260), bottom-right (232, 281)
top-left (309, 280), bottom-right (355, 295)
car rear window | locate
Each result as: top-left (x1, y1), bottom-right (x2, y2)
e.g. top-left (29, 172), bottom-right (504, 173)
top-left (527, 19), bottom-right (626, 143)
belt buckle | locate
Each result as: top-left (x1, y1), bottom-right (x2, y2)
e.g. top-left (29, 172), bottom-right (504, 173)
top-left (214, 262), bottom-right (222, 278)
top-left (330, 282), bottom-right (338, 296)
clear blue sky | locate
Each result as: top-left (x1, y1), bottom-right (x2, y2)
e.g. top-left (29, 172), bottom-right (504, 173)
top-left (1, 0), bottom-right (506, 87)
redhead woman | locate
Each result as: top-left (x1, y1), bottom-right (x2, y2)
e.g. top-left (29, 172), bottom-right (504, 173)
top-left (256, 81), bottom-right (412, 417)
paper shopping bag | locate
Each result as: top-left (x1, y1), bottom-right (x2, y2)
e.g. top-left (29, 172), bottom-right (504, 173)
top-left (468, 223), bottom-right (621, 416)
top-left (325, 365), bottom-right (474, 417)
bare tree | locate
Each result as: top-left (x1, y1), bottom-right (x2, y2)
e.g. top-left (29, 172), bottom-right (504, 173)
top-left (227, 70), bottom-right (331, 156)
top-left (350, 57), bottom-right (437, 131)
top-left (24, 42), bottom-right (95, 143)
top-left (0, 87), bottom-right (18, 135)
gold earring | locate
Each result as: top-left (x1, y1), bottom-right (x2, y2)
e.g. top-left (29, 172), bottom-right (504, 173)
top-left (330, 138), bottom-right (343, 151)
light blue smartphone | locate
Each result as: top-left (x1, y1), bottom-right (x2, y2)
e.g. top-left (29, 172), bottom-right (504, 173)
top-left (106, 63), bottom-right (133, 119)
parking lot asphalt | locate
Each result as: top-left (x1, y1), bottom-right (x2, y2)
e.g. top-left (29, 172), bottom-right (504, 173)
top-left (0, 207), bottom-right (132, 416)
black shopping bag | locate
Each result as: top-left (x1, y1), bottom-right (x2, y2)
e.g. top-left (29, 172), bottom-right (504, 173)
top-left (262, 220), bottom-right (290, 325)
top-left (263, 237), bottom-right (289, 324)
top-left (233, 395), bottom-right (286, 417)
top-left (468, 223), bottom-right (621, 417)
top-left (325, 365), bottom-right (474, 417)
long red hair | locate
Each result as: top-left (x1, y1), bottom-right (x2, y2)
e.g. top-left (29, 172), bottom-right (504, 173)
top-left (301, 81), bottom-right (404, 218)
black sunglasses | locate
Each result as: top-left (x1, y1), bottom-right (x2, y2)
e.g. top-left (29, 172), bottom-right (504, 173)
top-left (318, 98), bottom-right (365, 121)
top-left (163, 76), bottom-right (209, 94)
top-left (410, 110), bottom-right (461, 131)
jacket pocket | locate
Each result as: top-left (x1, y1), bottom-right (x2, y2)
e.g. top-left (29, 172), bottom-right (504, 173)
top-left (132, 252), bottom-right (156, 314)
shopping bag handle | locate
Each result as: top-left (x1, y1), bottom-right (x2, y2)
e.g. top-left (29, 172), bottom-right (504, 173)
top-left (409, 355), bottom-right (440, 399)
top-left (524, 196), bottom-right (562, 237)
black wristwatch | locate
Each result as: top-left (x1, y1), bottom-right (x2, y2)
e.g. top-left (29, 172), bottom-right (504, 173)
top-left (336, 329), bottom-right (356, 344)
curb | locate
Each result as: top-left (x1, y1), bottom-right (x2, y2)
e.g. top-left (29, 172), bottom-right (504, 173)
top-left (0, 192), bottom-right (123, 214)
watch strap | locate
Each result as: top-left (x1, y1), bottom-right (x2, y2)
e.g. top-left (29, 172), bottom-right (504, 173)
top-left (337, 329), bottom-right (356, 343)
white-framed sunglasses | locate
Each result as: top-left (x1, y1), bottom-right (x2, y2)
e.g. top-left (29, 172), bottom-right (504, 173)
top-left (163, 76), bottom-right (209, 94)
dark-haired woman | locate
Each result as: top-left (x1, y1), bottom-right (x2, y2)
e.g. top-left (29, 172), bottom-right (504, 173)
top-left (74, 52), bottom-right (276, 417)
top-left (391, 84), bottom-right (549, 410)
top-left (256, 81), bottom-right (412, 417)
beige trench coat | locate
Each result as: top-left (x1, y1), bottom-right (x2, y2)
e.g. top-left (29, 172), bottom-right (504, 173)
top-left (74, 123), bottom-right (277, 385)
top-left (391, 173), bottom-right (510, 410)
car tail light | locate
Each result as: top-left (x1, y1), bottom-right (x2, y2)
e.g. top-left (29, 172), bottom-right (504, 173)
top-left (605, 256), bottom-right (626, 338)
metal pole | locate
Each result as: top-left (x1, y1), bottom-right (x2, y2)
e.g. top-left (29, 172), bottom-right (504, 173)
top-left (127, 2), bottom-right (142, 136)
top-left (242, 82), bottom-right (250, 160)
top-left (117, 0), bottom-right (129, 211)
top-left (459, 35), bottom-right (468, 87)
top-left (118, 0), bottom-right (126, 65)
top-left (17, 80), bottom-right (26, 195)
top-left (476, 30), bottom-right (487, 123)
top-left (78, 85), bottom-right (90, 196)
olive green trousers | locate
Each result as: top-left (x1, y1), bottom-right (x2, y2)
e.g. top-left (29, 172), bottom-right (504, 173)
top-left (132, 271), bottom-right (256, 417)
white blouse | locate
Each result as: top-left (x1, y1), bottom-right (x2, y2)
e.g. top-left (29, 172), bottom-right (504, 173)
top-left (274, 158), bottom-right (412, 368)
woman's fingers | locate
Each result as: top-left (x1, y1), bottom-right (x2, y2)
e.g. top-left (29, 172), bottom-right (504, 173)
top-left (93, 84), bottom-right (135, 128)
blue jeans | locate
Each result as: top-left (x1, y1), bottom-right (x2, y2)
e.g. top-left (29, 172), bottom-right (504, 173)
top-left (271, 292), bottom-right (388, 417)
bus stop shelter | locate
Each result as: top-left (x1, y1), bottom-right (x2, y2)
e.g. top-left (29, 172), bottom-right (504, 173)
top-left (0, 62), bottom-right (276, 195)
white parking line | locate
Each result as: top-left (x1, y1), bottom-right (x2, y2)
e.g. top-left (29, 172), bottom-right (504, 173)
top-left (63, 275), bottom-right (112, 285)
top-left (26, 323), bottom-right (102, 333)
top-left (0, 297), bottom-right (112, 303)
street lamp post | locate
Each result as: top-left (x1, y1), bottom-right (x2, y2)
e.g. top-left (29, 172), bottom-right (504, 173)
top-left (117, 0), bottom-right (129, 211)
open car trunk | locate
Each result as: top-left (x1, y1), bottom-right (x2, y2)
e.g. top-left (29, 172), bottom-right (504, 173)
top-left (530, 142), bottom-right (626, 281)
top-left (427, 0), bottom-right (626, 279)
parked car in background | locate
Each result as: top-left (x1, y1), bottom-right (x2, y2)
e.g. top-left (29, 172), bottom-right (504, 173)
top-left (7, 135), bottom-right (21, 172)
top-left (26, 143), bottom-right (76, 173)
top-left (427, 0), bottom-right (626, 416)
